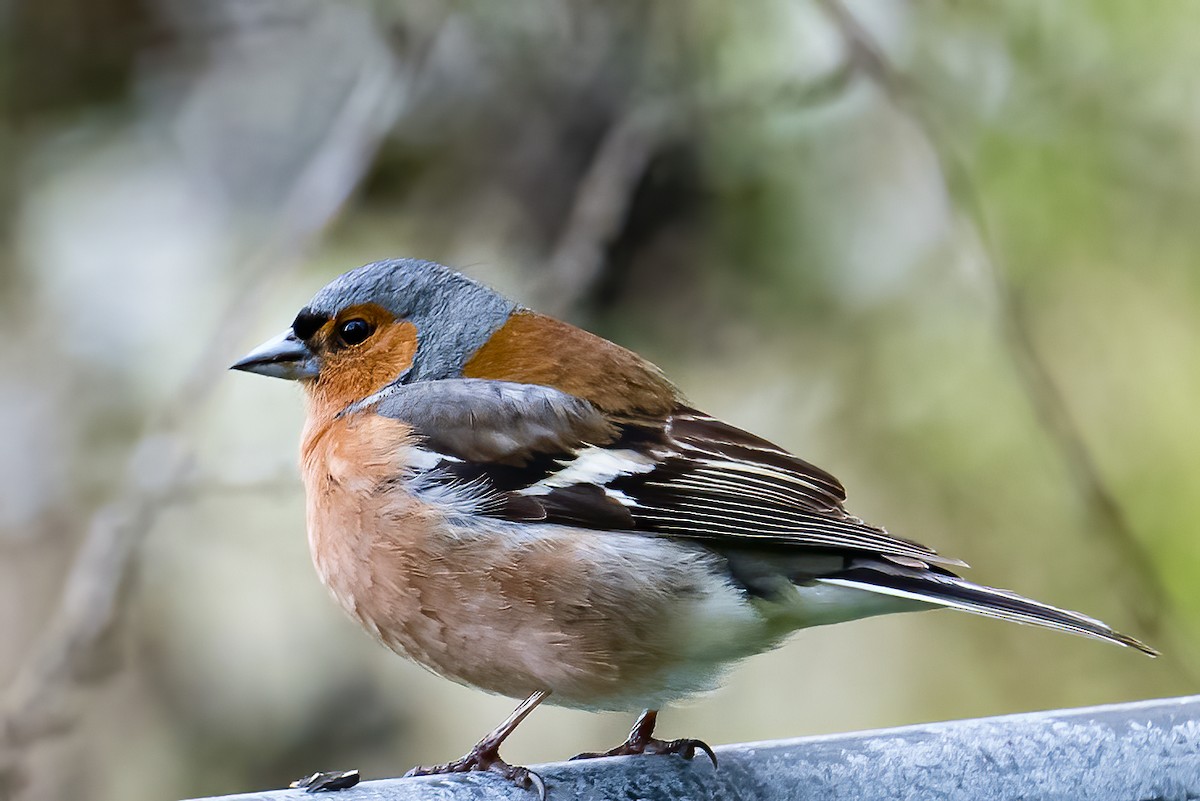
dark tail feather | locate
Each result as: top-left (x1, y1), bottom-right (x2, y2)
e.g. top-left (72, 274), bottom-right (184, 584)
top-left (821, 565), bottom-right (1158, 657)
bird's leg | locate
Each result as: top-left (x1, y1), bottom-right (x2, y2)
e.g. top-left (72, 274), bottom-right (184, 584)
top-left (404, 690), bottom-right (550, 798)
top-left (571, 709), bottom-right (717, 768)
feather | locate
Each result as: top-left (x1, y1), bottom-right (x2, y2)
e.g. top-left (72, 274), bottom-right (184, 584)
top-left (820, 563), bottom-right (1158, 655)
top-left (368, 380), bottom-right (964, 567)
top-left (367, 378), bottom-right (615, 465)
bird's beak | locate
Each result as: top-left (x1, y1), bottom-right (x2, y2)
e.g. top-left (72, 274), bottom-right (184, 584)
top-left (231, 329), bottom-right (320, 380)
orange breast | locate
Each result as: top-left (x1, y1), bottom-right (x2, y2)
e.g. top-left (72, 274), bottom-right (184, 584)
top-left (297, 410), bottom-right (762, 711)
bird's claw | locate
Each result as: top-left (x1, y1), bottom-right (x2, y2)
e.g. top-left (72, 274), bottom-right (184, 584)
top-left (646, 737), bottom-right (718, 768)
top-left (290, 769), bottom-right (361, 792)
top-left (405, 749), bottom-right (546, 799)
top-left (571, 736), bottom-right (717, 769)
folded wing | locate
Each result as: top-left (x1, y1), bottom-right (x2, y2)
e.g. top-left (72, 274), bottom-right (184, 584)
top-left (368, 380), bottom-right (963, 567)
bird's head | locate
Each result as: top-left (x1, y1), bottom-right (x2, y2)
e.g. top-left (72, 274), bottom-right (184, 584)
top-left (232, 259), bottom-right (516, 407)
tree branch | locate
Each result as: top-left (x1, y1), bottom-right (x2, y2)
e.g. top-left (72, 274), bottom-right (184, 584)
top-left (812, 0), bottom-right (1170, 633)
top-left (537, 103), bottom-right (678, 318)
top-left (0, 17), bottom-right (402, 796)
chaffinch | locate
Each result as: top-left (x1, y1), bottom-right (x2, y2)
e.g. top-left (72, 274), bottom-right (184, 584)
top-left (232, 258), bottom-right (1155, 793)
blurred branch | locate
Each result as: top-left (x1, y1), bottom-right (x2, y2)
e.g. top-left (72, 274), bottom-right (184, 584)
top-left (0, 28), bottom-right (402, 799)
top-left (537, 103), bottom-right (678, 318)
top-left (812, 0), bottom-right (1169, 634)
top-left (535, 62), bottom-right (864, 320)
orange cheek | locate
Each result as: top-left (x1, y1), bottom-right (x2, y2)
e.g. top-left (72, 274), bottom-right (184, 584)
top-left (366, 320), bottom-right (419, 383)
top-left (307, 320), bottom-right (418, 421)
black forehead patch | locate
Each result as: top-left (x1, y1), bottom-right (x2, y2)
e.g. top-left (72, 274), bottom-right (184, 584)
top-left (292, 308), bottom-right (330, 341)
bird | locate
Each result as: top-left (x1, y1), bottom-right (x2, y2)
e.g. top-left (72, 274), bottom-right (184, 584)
top-left (231, 257), bottom-right (1155, 794)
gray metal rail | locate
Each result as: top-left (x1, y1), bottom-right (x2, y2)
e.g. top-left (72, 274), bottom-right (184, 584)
top-left (188, 694), bottom-right (1200, 801)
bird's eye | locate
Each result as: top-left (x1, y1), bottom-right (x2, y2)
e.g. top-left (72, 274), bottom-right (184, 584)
top-left (337, 318), bottom-right (373, 346)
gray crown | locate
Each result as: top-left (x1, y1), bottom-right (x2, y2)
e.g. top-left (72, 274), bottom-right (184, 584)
top-left (303, 258), bottom-right (518, 382)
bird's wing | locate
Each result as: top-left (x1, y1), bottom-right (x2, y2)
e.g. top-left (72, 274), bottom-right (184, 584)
top-left (369, 381), bottom-right (962, 567)
top-left (362, 378), bottom-right (615, 466)
top-left (587, 407), bottom-right (964, 567)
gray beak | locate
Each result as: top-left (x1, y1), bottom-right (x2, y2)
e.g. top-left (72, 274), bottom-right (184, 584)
top-left (231, 330), bottom-right (320, 380)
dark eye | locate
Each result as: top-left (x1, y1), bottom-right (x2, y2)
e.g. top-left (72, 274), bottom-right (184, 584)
top-left (337, 318), bottom-right (373, 346)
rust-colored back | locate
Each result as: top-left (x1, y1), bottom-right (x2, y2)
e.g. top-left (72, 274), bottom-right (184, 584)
top-left (463, 311), bottom-right (677, 418)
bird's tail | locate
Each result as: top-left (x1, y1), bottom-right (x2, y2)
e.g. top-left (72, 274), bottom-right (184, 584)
top-left (819, 563), bottom-right (1158, 657)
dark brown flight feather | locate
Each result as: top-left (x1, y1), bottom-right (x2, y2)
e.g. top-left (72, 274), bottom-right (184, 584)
top-left (367, 380), bottom-right (964, 567)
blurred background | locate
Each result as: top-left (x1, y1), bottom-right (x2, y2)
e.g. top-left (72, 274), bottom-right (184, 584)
top-left (2, 1), bottom-right (1198, 799)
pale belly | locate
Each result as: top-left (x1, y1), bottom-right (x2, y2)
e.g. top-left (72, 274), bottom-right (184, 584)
top-left (310, 505), bottom-right (784, 711)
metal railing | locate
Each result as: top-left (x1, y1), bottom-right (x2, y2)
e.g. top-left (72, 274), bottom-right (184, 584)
top-left (187, 694), bottom-right (1200, 800)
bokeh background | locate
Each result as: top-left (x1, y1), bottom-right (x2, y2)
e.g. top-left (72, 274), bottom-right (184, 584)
top-left (2, 1), bottom-right (1198, 799)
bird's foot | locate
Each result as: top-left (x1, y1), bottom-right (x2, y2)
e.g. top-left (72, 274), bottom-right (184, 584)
top-left (405, 744), bottom-right (545, 799)
top-left (290, 769), bottom-right (361, 792)
top-left (571, 736), bottom-right (717, 768)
